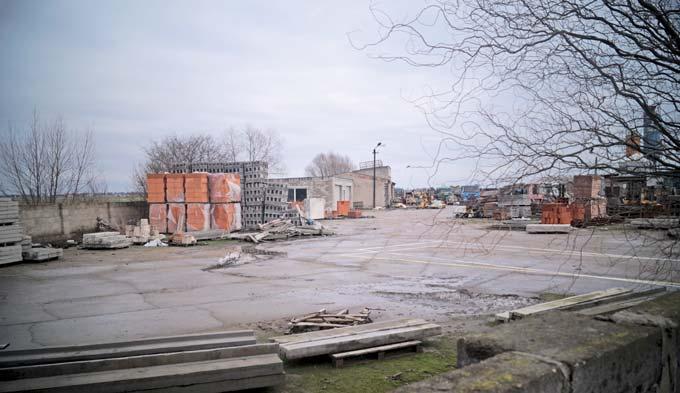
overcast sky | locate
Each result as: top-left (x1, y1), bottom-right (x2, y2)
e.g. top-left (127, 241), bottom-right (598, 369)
top-left (0, 1), bottom-right (479, 191)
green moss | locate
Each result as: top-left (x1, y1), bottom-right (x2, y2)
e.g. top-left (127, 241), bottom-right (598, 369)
top-left (539, 292), bottom-right (573, 302)
top-left (278, 338), bottom-right (457, 393)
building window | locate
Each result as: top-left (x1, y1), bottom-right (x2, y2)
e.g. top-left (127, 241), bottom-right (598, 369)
top-left (288, 188), bottom-right (307, 202)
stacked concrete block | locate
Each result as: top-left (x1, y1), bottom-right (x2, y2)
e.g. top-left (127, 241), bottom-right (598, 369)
top-left (186, 203), bottom-right (211, 231)
top-left (82, 232), bottom-right (132, 249)
top-left (0, 198), bottom-right (22, 265)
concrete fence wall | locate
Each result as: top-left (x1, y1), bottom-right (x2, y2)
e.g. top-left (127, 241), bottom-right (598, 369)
top-left (20, 201), bottom-right (148, 243)
top-left (395, 291), bottom-right (680, 393)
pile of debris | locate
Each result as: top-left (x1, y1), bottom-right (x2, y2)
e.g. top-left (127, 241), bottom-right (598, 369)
top-left (124, 218), bottom-right (162, 244)
top-left (287, 308), bottom-right (372, 334)
top-left (82, 232), bottom-right (132, 249)
top-left (228, 219), bottom-right (334, 243)
top-left (21, 236), bottom-right (63, 261)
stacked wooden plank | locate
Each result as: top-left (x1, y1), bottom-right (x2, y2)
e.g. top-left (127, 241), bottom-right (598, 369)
top-left (0, 330), bottom-right (284, 393)
top-left (288, 308), bottom-right (372, 333)
top-left (270, 318), bottom-right (441, 361)
top-left (495, 287), bottom-right (666, 322)
top-left (82, 232), bottom-right (132, 250)
top-left (0, 198), bottom-right (22, 266)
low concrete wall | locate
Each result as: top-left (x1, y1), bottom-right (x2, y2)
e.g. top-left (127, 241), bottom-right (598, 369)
top-left (395, 291), bottom-right (680, 393)
top-left (20, 201), bottom-right (148, 243)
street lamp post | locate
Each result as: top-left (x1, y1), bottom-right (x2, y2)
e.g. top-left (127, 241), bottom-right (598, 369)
top-left (372, 142), bottom-right (382, 209)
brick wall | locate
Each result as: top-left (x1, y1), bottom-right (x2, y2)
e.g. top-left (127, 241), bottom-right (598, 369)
top-left (20, 201), bottom-right (147, 243)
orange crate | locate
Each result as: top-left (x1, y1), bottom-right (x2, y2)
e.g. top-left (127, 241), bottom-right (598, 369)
top-left (186, 203), bottom-right (210, 231)
top-left (337, 200), bottom-right (350, 216)
top-left (146, 174), bottom-right (165, 203)
top-left (167, 203), bottom-right (186, 233)
top-left (165, 174), bottom-right (185, 203)
top-left (149, 204), bottom-right (167, 233)
top-left (184, 173), bottom-right (209, 203)
top-left (210, 203), bottom-right (242, 232)
top-left (209, 173), bottom-right (241, 203)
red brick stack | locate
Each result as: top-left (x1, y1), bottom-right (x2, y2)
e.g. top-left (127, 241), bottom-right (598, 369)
top-left (146, 173), bottom-right (242, 234)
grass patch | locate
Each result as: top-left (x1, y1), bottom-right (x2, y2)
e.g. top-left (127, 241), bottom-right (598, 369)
top-left (538, 292), bottom-right (574, 302)
top-left (279, 338), bottom-right (457, 393)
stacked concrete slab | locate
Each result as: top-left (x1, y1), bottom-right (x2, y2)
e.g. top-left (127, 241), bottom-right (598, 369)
top-left (82, 232), bottom-right (132, 249)
top-left (0, 330), bottom-right (284, 392)
top-left (0, 198), bottom-right (22, 266)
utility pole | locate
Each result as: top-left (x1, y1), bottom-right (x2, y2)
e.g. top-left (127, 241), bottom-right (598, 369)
top-left (372, 142), bottom-right (382, 209)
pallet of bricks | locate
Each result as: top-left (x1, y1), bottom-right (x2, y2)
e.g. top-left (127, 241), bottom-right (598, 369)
top-left (147, 169), bottom-right (243, 236)
top-left (0, 198), bottom-right (22, 266)
top-left (171, 161), bottom-right (291, 230)
top-left (572, 175), bottom-right (607, 222)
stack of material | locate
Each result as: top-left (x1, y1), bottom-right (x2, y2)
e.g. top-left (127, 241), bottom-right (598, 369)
top-left (347, 210), bottom-right (362, 218)
top-left (525, 224), bottom-right (571, 233)
top-left (288, 308), bottom-right (372, 333)
top-left (82, 232), bottom-right (132, 249)
top-left (146, 172), bottom-right (242, 234)
top-left (124, 219), bottom-right (156, 244)
top-left (22, 246), bottom-right (63, 262)
top-left (228, 219), bottom-right (333, 243)
top-left (495, 287), bottom-right (666, 322)
top-left (572, 175), bottom-right (607, 221)
top-left (270, 318), bottom-right (441, 361)
top-left (0, 330), bottom-right (284, 392)
top-left (336, 200), bottom-right (351, 216)
top-left (0, 198), bottom-right (22, 266)
top-left (169, 232), bottom-right (197, 246)
top-left (497, 194), bottom-right (532, 218)
top-left (630, 217), bottom-right (680, 229)
top-left (541, 203), bottom-right (572, 224)
top-left (304, 198), bottom-right (325, 220)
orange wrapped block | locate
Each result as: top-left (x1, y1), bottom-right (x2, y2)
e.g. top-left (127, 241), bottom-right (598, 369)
top-left (167, 203), bottom-right (186, 233)
top-left (146, 174), bottom-right (165, 203)
top-left (165, 174), bottom-right (185, 203)
top-left (149, 204), bottom-right (167, 233)
top-left (210, 203), bottom-right (242, 232)
top-left (208, 173), bottom-right (241, 203)
top-left (348, 210), bottom-right (362, 218)
top-left (185, 173), bottom-right (209, 203)
top-left (186, 203), bottom-right (210, 231)
top-left (337, 200), bottom-right (350, 216)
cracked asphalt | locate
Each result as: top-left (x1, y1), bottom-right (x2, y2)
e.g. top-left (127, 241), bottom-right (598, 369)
top-left (1, 209), bottom-right (676, 349)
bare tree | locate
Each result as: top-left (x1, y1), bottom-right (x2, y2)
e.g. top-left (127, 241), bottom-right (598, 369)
top-left (305, 152), bottom-right (355, 177)
top-left (133, 134), bottom-right (223, 193)
top-left (354, 0), bottom-right (679, 183)
top-left (240, 126), bottom-right (285, 174)
top-left (0, 111), bottom-right (100, 204)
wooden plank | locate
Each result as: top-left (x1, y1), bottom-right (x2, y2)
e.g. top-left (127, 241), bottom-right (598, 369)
top-left (271, 318), bottom-right (430, 345)
top-left (331, 340), bottom-right (422, 359)
top-left (132, 373), bottom-right (286, 393)
top-left (507, 288), bottom-right (631, 320)
top-left (0, 331), bottom-right (256, 368)
top-left (575, 289), bottom-right (666, 316)
top-left (279, 323), bottom-right (441, 360)
top-left (0, 344), bottom-right (279, 380)
top-left (0, 354), bottom-right (283, 393)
